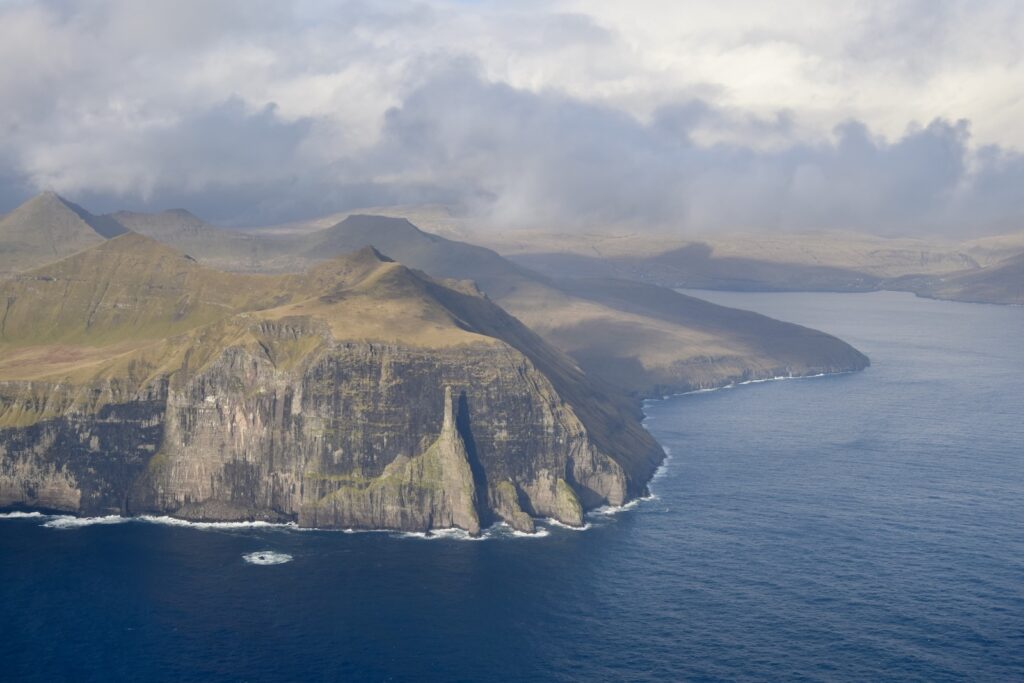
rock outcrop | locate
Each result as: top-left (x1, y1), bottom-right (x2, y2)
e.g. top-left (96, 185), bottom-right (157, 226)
top-left (0, 235), bottom-right (663, 534)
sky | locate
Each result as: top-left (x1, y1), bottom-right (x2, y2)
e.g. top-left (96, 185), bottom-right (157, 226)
top-left (0, 0), bottom-right (1022, 236)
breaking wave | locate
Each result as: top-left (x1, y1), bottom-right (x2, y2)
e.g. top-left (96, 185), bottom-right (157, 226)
top-left (43, 515), bottom-right (127, 529)
top-left (396, 523), bottom-right (551, 541)
top-left (137, 516), bottom-right (298, 530)
top-left (541, 518), bottom-right (592, 531)
top-left (242, 551), bottom-right (293, 565)
top-left (649, 371), bottom-right (841, 402)
top-left (35, 514), bottom-right (299, 530)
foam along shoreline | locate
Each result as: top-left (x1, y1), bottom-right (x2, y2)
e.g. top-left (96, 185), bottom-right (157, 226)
top-left (397, 523), bottom-right (552, 540)
top-left (1, 451), bottom-right (677, 536)
top-left (1, 375), bottom-right (842, 538)
top-left (0, 512), bottom-right (575, 540)
top-left (648, 370), bottom-right (853, 402)
top-left (35, 515), bottom-right (301, 530)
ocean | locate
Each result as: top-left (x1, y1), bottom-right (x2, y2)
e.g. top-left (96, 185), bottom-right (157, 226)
top-left (2, 290), bottom-right (1022, 682)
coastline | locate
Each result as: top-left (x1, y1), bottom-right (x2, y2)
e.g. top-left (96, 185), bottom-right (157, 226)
top-left (1, 366), bottom-right (859, 539)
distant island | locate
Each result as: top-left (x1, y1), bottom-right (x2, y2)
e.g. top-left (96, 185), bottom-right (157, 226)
top-left (474, 227), bottom-right (1024, 306)
top-left (0, 193), bottom-right (869, 533)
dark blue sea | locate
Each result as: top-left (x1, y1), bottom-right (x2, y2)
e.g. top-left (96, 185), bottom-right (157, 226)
top-left (2, 291), bottom-right (1023, 682)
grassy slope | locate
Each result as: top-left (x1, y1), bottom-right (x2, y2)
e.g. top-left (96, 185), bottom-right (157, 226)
top-left (480, 227), bottom-right (1024, 303)
top-left (91, 212), bottom-right (869, 395)
top-left (286, 216), bottom-right (871, 394)
top-left (0, 236), bottom-right (502, 382)
top-left (906, 252), bottom-right (1024, 305)
top-left (0, 192), bottom-right (128, 278)
top-left (3, 202), bottom-right (871, 396)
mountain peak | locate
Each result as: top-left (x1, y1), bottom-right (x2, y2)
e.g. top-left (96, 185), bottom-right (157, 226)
top-left (355, 245), bottom-right (395, 262)
top-left (331, 214), bottom-right (428, 238)
top-left (0, 192), bottom-right (132, 276)
top-left (164, 208), bottom-right (201, 219)
top-left (23, 190), bottom-right (71, 211)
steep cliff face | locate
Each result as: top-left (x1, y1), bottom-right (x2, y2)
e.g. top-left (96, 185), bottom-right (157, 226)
top-left (0, 236), bottom-right (662, 533)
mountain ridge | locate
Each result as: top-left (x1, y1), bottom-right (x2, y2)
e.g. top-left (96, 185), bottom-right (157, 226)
top-left (0, 191), bottom-right (129, 277)
top-left (0, 233), bottom-right (663, 533)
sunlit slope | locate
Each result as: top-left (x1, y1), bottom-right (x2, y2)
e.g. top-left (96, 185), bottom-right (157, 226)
top-left (0, 192), bottom-right (128, 278)
top-left (110, 208), bottom-right (274, 270)
top-left (278, 215), bottom-right (871, 394)
top-left (24, 206), bottom-right (870, 393)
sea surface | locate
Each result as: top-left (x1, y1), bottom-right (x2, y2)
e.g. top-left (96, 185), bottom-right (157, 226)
top-left (2, 291), bottom-right (1023, 682)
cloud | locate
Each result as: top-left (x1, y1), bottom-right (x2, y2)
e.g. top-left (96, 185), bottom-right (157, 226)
top-left (0, 0), bottom-right (1021, 235)
top-left (365, 68), bottom-right (1021, 236)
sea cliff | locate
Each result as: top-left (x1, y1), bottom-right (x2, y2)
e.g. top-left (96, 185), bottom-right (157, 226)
top-left (0, 236), bottom-right (662, 533)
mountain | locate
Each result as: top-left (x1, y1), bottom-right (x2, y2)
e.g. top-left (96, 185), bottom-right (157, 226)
top-left (890, 252), bottom-right (1024, 305)
top-left (960, 232), bottom-right (1024, 267)
top-left (281, 215), bottom-right (870, 396)
top-left (0, 196), bottom-right (869, 398)
top-left (298, 215), bottom-right (540, 298)
top-left (0, 234), bottom-right (662, 533)
top-left (479, 226), bottom-right (1024, 305)
top-left (0, 192), bottom-right (129, 278)
top-left (493, 231), bottom-right (982, 291)
top-left (546, 277), bottom-right (871, 393)
top-left (108, 208), bottom-right (268, 270)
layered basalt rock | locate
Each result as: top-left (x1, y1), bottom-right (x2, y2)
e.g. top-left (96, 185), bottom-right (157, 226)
top-left (0, 235), bottom-right (663, 533)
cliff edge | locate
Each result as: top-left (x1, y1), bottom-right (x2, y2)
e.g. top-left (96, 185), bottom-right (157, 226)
top-left (0, 235), bottom-right (662, 533)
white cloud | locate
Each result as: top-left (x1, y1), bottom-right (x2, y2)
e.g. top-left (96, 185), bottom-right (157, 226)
top-left (0, 0), bottom-right (1021, 234)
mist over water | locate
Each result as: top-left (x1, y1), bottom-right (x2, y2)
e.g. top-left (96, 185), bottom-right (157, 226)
top-left (2, 291), bottom-right (1022, 681)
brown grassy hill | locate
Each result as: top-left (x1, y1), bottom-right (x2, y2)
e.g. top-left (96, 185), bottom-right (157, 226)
top-left (891, 252), bottom-right (1024, 305)
top-left (482, 227), bottom-right (1024, 304)
top-left (960, 232), bottom-right (1024, 267)
top-left (0, 192), bottom-right (129, 278)
top-left (271, 215), bottom-right (871, 395)
top-left (501, 232), bottom-right (987, 291)
top-left (109, 208), bottom-right (272, 270)
top-left (5, 202), bottom-right (869, 395)
top-left (136, 212), bottom-right (869, 396)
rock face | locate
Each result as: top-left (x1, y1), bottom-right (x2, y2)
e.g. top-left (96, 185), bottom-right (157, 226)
top-left (0, 235), bottom-right (663, 533)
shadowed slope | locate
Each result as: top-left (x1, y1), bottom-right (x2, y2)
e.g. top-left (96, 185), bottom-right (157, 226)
top-left (285, 215), bottom-right (871, 395)
top-left (299, 215), bottom-right (540, 299)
